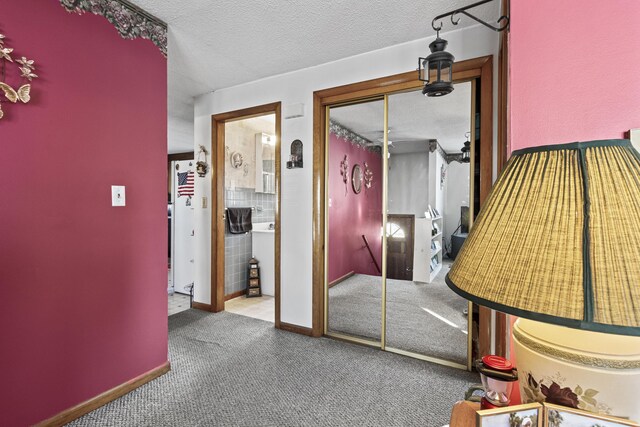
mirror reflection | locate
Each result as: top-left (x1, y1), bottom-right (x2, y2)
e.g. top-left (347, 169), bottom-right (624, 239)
top-left (385, 84), bottom-right (472, 365)
top-left (256, 131), bottom-right (276, 194)
top-left (326, 99), bottom-right (384, 342)
top-left (325, 83), bottom-right (473, 366)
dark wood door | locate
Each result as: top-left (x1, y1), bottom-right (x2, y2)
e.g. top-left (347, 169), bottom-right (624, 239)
top-left (386, 214), bottom-right (414, 281)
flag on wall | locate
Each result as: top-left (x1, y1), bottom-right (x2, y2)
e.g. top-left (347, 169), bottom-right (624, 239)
top-left (177, 171), bottom-right (194, 197)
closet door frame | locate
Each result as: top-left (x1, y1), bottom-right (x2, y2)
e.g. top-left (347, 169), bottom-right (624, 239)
top-left (313, 55), bottom-right (498, 367)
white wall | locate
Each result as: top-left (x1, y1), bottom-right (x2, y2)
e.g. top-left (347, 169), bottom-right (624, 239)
top-left (168, 115), bottom-right (194, 154)
top-left (388, 152), bottom-right (429, 217)
top-left (194, 24), bottom-right (499, 328)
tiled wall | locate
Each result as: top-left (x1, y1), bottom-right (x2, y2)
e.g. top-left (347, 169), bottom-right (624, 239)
top-left (224, 187), bottom-right (275, 296)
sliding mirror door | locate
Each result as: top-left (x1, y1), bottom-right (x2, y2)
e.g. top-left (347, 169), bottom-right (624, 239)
top-left (384, 83), bottom-right (473, 368)
top-left (326, 99), bottom-right (385, 344)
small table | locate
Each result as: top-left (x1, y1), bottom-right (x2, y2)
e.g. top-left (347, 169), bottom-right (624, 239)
top-left (447, 401), bottom-right (481, 427)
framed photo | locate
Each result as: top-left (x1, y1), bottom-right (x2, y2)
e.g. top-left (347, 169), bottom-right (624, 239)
top-left (629, 128), bottom-right (639, 152)
top-left (477, 403), bottom-right (543, 427)
top-left (543, 403), bottom-right (640, 427)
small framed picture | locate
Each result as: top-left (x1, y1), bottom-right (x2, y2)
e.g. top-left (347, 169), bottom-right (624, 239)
top-left (543, 403), bottom-right (640, 427)
top-left (477, 403), bottom-right (543, 427)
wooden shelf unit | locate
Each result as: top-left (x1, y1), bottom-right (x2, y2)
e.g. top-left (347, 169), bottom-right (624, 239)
top-left (412, 216), bottom-right (443, 283)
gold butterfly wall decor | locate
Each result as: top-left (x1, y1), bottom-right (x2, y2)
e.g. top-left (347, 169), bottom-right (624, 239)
top-left (0, 33), bottom-right (38, 120)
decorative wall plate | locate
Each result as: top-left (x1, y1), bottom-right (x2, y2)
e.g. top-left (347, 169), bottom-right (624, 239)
top-left (230, 152), bottom-right (243, 168)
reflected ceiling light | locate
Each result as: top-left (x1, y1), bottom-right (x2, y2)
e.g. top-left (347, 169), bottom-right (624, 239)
top-left (461, 132), bottom-right (471, 163)
top-left (419, 0), bottom-right (509, 97)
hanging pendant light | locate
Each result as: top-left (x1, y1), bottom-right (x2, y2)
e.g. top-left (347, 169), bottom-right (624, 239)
top-left (461, 132), bottom-right (471, 163)
top-left (418, 30), bottom-right (455, 97)
top-left (419, 0), bottom-right (509, 98)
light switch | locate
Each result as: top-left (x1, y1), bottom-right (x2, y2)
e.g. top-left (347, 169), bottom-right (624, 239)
top-left (111, 185), bottom-right (126, 206)
top-left (202, 197), bottom-right (208, 209)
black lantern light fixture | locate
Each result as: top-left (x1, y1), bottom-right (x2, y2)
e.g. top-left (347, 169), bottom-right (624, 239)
top-left (461, 132), bottom-right (471, 163)
top-left (419, 0), bottom-right (509, 97)
top-left (418, 31), bottom-right (455, 97)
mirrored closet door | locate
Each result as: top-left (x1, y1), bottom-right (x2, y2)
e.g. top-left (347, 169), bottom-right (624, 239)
top-left (325, 98), bottom-right (385, 345)
top-left (324, 82), bottom-right (477, 369)
top-left (384, 84), bottom-right (473, 369)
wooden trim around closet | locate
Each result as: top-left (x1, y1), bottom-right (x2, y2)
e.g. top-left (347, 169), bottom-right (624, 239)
top-left (494, 0), bottom-right (511, 358)
top-left (36, 361), bottom-right (170, 426)
top-left (279, 322), bottom-right (314, 337)
top-left (312, 55), bottom-right (499, 356)
top-left (210, 102), bottom-right (282, 329)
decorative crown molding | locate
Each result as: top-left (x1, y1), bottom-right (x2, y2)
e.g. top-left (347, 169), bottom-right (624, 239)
top-left (59, 0), bottom-right (167, 56)
top-left (430, 139), bottom-right (465, 164)
top-left (329, 120), bottom-right (381, 154)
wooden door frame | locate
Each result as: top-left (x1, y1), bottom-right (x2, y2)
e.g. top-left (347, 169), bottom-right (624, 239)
top-left (312, 55), bottom-right (501, 357)
top-left (207, 102), bottom-right (282, 329)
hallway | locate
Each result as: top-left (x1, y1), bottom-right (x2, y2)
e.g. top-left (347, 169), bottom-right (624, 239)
top-left (71, 310), bottom-right (475, 426)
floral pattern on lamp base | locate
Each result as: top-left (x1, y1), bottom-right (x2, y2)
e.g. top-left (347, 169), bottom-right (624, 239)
top-left (521, 371), bottom-right (612, 414)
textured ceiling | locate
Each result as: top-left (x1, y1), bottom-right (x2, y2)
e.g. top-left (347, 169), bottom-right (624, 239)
top-left (127, 0), bottom-right (498, 152)
top-left (330, 82), bottom-right (472, 154)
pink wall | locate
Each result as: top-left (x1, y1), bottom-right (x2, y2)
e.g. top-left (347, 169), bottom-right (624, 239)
top-left (0, 2), bottom-right (167, 425)
top-left (507, 0), bottom-right (640, 404)
top-left (328, 133), bottom-right (383, 283)
top-left (510, 0), bottom-right (640, 151)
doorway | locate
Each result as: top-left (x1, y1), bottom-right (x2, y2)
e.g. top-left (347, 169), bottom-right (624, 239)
top-left (209, 103), bottom-right (282, 327)
top-left (313, 56), bottom-right (494, 369)
top-left (168, 152), bottom-right (195, 316)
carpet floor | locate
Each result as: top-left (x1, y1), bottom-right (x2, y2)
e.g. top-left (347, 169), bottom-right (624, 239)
top-left (70, 310), bottom-right (476, 426)
top-left (328, 261), bottom-right (468, 366)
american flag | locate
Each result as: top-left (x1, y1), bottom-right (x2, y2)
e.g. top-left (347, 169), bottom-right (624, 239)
top-left (177, 171), bottom-right (194, 197)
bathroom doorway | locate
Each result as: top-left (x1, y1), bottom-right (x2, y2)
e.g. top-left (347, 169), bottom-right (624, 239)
top-left (210, 103), bottom-right (282, 327)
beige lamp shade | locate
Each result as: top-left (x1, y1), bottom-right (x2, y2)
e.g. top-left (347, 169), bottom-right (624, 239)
top-left (446, 139), bottom-right (640, 336)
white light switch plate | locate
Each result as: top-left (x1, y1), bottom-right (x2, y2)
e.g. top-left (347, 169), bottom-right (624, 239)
top-left (111, 185), bottom-right (126, 206)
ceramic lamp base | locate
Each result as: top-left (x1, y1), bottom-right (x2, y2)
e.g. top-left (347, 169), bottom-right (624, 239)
top-left (513, 318), bottom-right (640, 422)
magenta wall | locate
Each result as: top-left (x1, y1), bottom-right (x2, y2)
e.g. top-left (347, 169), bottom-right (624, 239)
top-left (328, 133), bottom-right (383, 283)
top-left (507, 0), bottom-right (640, 404)
top-left (510, 0), bottom-right (640, 151)
top-left (0, 2), bottom-right (167, 425)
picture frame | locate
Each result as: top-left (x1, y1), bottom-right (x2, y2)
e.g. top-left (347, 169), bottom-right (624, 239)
top-left (543, 403), bottom-right (640, 427)
top-left (477, 403), bottom-right (543, 427)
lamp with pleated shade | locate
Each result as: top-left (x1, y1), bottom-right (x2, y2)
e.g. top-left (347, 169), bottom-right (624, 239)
top-left (446, 139), bottom-right (640, 420)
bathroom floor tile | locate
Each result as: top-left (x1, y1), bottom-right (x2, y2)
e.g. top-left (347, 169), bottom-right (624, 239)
top-left (225, 295), bottom-right (274, 323)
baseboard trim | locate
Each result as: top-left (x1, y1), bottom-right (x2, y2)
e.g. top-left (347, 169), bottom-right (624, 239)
top-left (36, 361), bottom-right (170, 427)
top-left (192, 301), bottom-right (213, 312)
top-left (224, 289), bottom-right (246, 301)
top-left (278, 321), bottom-right (314, 337)
top-left (329, 271), bottom-right (354, 288)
